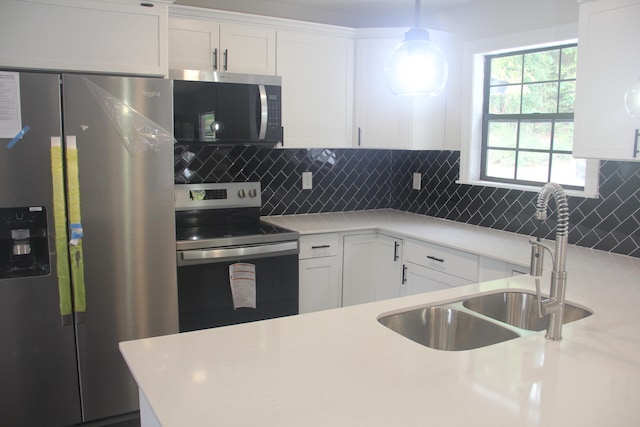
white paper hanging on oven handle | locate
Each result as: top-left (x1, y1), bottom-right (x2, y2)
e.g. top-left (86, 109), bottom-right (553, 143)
top-left (229, 263), bottom-right (256, 309)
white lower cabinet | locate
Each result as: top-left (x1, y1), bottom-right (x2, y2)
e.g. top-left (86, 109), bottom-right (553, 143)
top-left (300, 231), bottom-right (528, 312)
top-left (401, 239), bottom-right (479, 296)
top-left (298, 234), bottom-right (342, 314)
top-left (342, 234), bottom-right (379, 306)
top-left (478, 256), bottom-right (528, 282)
top-left (402, 261), bottom-right (474, 295)
top-left (376, 234), bottom-right (404, 300)
top-left (342, 233), bottom-right (403, 307)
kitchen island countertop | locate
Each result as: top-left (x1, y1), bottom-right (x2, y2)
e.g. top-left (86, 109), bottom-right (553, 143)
top-left (120, 210), bottom-right (640, 426)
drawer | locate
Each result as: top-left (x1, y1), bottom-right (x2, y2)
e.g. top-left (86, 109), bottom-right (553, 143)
top-left (403, 240), bottom-right (479, 282)
top-left (299, 233), bottom-right (340, 259)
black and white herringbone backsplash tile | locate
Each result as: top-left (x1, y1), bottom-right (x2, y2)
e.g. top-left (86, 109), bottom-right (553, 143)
top-left (174, 145), bottom-right (392, 215)
top-left (174, 144), bottom-right (640, 258)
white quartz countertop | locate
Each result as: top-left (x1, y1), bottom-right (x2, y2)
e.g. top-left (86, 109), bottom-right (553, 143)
top-left (120, 210), bottom-right (640, 426)
top-left (262, 209), bottom-right (536, 266)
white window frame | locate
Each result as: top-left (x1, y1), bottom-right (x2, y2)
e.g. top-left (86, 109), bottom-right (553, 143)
top-left (458, 24), bottom-right (599, 199)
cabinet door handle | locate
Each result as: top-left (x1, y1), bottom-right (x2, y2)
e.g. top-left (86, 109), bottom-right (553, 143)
top-left (311, 245), bottom-right (331, 249)
top-left (402, 264), bottom-right (407, 284)
top-left (357, 127), bottom-right (361, 147)
top-left (393, 242), bottom-right (400, 261)
top-left (427, 255), bottom-right (444, 263)
top-left (213, 48), bottom-right (218, 70)
top-left (633, 129), bottom-right (639, 158)
top-left (223, 49), bottom-right (229, 71)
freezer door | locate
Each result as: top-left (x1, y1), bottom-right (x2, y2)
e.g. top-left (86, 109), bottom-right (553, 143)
top-left (0, 72), bottom-right (82, 426)
top-left (62, 74), bottom-right (179, 422)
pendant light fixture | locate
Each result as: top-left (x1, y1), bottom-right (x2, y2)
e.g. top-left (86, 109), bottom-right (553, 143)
top-left (385, 0), bottom-right (448, 96)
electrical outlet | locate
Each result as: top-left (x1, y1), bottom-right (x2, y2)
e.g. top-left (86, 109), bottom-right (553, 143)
top-left (302, 172), bottom-right (313, 190)
top-left (412, 173), bottom-right (421, 190)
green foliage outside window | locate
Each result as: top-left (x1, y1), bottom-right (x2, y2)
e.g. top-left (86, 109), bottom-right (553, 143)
top-left (482, 44), bottom-right (585, 189)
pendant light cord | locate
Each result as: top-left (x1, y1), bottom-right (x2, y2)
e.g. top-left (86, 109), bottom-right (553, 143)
top-left (414, 0), bottom-right (421, 28)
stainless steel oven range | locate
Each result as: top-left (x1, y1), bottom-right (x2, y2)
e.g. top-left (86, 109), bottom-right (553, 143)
top-left (175, 182), bottom-right (299, 332)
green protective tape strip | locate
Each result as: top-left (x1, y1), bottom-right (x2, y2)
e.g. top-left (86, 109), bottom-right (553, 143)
top-left (65, 139), bottom-right (86, 314)
top-left (50, 139), bottom-right (73, 317)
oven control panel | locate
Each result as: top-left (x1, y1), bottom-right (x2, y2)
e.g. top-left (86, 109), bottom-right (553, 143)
top-left (175, 182), bottom-right (261, 211)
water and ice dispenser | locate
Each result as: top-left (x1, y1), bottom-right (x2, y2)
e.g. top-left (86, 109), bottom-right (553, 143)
top-left (0, 207), bottom-right (50, 279)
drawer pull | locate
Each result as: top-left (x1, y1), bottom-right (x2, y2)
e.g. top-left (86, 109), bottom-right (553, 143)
top-left (311, 245), bottom-right (331, 249)
top-left (427, 255), bottom-right (444, 263)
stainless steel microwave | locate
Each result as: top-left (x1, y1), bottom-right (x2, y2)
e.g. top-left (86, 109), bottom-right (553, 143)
top-left (171, 70), bottom-right (282, 146)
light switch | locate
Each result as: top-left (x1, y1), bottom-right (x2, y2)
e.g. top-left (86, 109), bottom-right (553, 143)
top-left (302, 172), bottom-right (313, 190)
top-left (412, 173), bottom-right (421, 190)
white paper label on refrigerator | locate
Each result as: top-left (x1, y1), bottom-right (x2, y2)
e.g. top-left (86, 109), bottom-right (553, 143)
top-left (0, 72), bottom-right (22, 139)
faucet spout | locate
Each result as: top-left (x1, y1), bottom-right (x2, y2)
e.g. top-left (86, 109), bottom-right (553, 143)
top-left (531, 183), bottom-right (570, 341)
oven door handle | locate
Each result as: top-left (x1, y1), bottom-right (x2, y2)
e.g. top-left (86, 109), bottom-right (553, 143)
top-left (178, 241), bottom-right (299, 265)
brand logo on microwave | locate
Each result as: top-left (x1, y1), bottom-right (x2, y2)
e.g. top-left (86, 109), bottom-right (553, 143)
top-left (142, 91), bottom-right (161, 98)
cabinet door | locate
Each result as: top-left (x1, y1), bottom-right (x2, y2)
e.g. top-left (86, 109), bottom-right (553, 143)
top-left (0, 0), bottom-right (167, 76)
top-left (376, 234), bottom-right (403, 300)
top-left (478, 256), bottom-right (528, 282)
top-left (402, 261), bottom-right (473, 296)
top-left (354, 38), bottom-right (412, 149)
top-left (299, 257), bottom-right (342, 314)
top-left (219, 23), bottom-right (276, 75)
top-left (354, 36), bottom-right (447, 150)
top-left (276, 30), bottom-right (354, 148)
top-left (403, 239), bottom-right (479, 282)
top-left (573, 0), bottom-right (640, 160)
top-left (342, 234), bottom-right (379, 306)
top-left (168, 17), bottom-right (219, 71)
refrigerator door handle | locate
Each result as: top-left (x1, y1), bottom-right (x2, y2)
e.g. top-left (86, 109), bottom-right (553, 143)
top-left (65, 135), bottom-right (87, 322)
top-left (51, 137), bottom-right (74, 326)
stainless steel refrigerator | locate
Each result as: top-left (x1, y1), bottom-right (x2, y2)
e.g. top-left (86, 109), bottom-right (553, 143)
top-left (0, 72), bottom-right (178, 426)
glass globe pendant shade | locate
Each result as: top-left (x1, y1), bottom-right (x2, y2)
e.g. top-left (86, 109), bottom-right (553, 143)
top-left (385, 27), bottom-right (448, 96)
top-left (624, 78), bottom-right (640, 117)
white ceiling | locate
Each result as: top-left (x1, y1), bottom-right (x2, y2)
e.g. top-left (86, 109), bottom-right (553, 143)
top-left (171, 0), bottom-right (481, 28)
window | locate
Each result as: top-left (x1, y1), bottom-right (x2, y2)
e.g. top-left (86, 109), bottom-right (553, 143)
top-left (481, 44), bottom-right (585, 190)
top-left (458, 26), bottom-right (599, 199)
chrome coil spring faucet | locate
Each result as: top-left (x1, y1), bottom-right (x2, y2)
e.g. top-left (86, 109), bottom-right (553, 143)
top-left (529, 183), bottom-right (569, 341)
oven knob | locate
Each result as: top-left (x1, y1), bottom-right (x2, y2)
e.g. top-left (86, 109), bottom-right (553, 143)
top-left (248, 188), bottom-right (258, 198)
top-left (238, 189), bottom-right (246, 198)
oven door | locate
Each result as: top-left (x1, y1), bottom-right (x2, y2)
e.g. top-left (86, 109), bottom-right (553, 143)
top-left (176, 242), bottom-right (299, 332)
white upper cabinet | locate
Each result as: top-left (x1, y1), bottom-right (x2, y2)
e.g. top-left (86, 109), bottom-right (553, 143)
top-left (168, 16), bottom-right (276, 75)
top-left (0, 0), bottom-right (168, 76)
top-left (354, 36), bottom-right (413, 149)
top-left (277, 29), bottom-right (354, 148)
top-left (353, 30), bottom-right (448, 150)
top-left (168, 17), bottom-right (219, 71)
top-left (573, 0), bottom-right (640, 161)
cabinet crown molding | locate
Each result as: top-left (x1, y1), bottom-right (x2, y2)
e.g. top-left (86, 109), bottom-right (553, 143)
top-left (169, 4), bottom-right (354, 37)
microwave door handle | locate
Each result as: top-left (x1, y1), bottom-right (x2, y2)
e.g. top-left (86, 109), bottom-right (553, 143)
top-left (258, 84), bottom-right (268, 140)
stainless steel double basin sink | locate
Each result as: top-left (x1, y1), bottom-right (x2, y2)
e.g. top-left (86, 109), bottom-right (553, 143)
top-left (378, 290), bottom-right (592, 351)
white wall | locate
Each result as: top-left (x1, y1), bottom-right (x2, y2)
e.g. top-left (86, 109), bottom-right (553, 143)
top-left (434, 0), bottom-right (579, 41)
